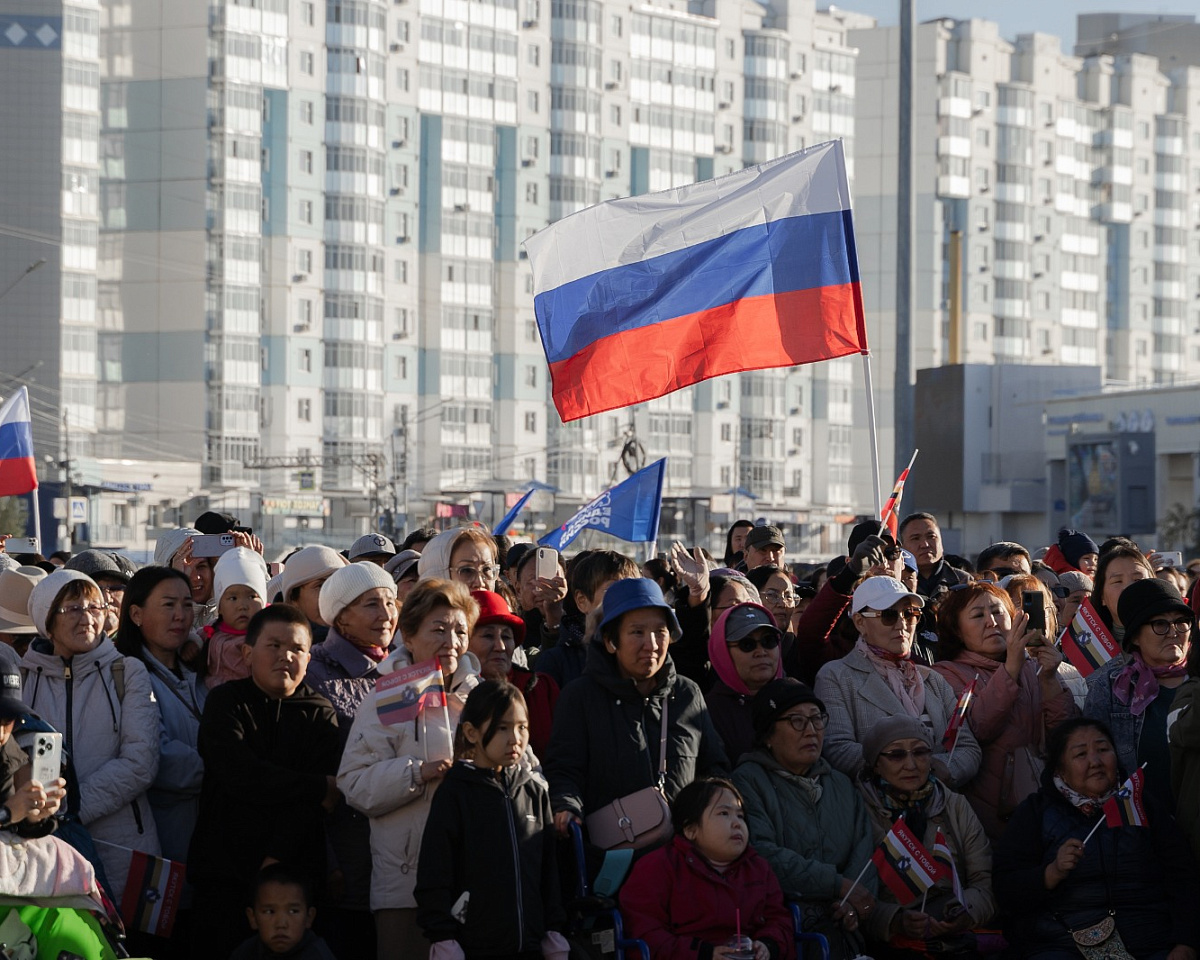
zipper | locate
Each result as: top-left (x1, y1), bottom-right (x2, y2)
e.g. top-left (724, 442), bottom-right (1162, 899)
top-left (63, 662), bottom-right (74, 758)
top-left (502, 770), bottom-right (524, 952)
top-left (131, 798), bottom-right (144, 834)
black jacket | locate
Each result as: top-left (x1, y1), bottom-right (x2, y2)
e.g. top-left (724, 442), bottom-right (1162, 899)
top-left (544, 639), bottom-right (727, 822)
top-left (416, 761), bottom-right (564, 957)
top-left (187, 678), bottom-right (340, 886)
top-left (994, 783), bottom-right (1200, 956)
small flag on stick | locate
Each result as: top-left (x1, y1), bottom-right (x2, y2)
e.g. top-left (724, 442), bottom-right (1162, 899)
top-left (1103, 768), bottom-right (1148, 828)
top-left (871, 818), bottom-right (944, 904)
top-left (941, 675), bottom-right (977, 752)
top-left (932, 829), bottom-right (965, 905)
top-left (1059, 598), bottom-right (1120, 678)
top-left (120, 850), bottom-right (186, 937)
top-left (880, 449), bottom-right (917, 540)
top-left (376, 658), bottom-right (445, 726)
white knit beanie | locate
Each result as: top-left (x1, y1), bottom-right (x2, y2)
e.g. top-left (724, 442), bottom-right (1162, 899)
top-left (212, 547), bottom-right (269, 607)
top-left (28, 569), bottom-right (98, 638)
top-left (281, 545), bottom-right (348, 601)
top-left (153, 528), bottom-right (200, 567)
top-left (319, 562), bottom-right (396, 626)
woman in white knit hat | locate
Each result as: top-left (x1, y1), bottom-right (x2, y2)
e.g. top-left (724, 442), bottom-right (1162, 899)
top-left (305, 561), bottom-right (400, 958)
top-left (281, 544), bottom-right (348, 645)
top-left (21, 569), bottom-right (161, 904)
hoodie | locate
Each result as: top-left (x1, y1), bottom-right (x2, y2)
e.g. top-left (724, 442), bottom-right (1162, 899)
top-left (416, 528), bottom-right (464, 581)
top-left (705, 604), bottom-right (783, 766)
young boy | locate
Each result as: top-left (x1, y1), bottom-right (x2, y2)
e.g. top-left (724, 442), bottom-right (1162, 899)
top-left (230, 864), bottom-right (338, 960)
top-left (187, 605), bottom-right (341, 960)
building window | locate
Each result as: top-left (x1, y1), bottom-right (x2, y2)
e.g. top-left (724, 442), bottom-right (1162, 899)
top-left (527, 45), bottom-right (540, 66)
top-left (297, 250), bottom-right (312, 274)
top-left (525, 366), bottom-right (537, 387)
top-left (720, 423), bottom-right (732, 441)
top-left (300, 150), bottom-right (313, 173)
top-left (297, 299), bottom-right (313, 325)
top-left (610, 59), bottom-right (622, 81)
top-left (526, 182), bottom-right (538, 203)
top-left (396, 68), bottom-right (409, 90)
top-left (298, 199), bottom-right (313, 223)
top-left (976, 128), bottom-right (990, 147)
top-left (524, 412), bottom-right (537, 432)
top-left (301, 1), bottom-right (314, 25)
top-left (396, 20), bottom-right (409, 42)
top-left (395, 307), bottom-right (409, 336)
top-left (610, 14), bottom-right (622, 36)
top-left (725, 38), bottom-right (735, 59)
top-left (610, 104), bottom-right (621, 126)
top-left (395, 355), bottom-right (407, 378)
top-left (528, 90), bottom-right (539, 112)
top-left (395, 260), bottom-right (408, 283)
top-left (300, 100), bottom-right (314, 124)
top-left (298, 398), bottom-right (312, 421)
top-left (300, 50), bottom-right (314, 75)
top-left (299, 348), bottom-right (312, 372)
top-left (526, 320), bottom-right (539, 342)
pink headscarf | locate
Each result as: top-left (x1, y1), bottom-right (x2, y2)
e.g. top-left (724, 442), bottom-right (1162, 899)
top-left (708, 602), bottom-right (785, 695)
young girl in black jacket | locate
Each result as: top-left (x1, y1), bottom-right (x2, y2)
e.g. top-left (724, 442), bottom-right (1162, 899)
top-left (416, 681), bottom-right (568, 960)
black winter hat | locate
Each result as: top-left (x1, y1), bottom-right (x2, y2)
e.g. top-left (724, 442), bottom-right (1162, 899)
top-left (1117, 577), bottom-right (1194, 650)
top-left (1057, 527), bottom-right (1099, 569)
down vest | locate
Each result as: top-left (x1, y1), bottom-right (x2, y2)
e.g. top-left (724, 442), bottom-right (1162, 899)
top-left (21, 637), bottom-right (161, 902)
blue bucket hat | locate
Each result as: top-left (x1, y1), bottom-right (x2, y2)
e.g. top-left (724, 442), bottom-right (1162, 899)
top-left (598, 578), bottom-right (681, 640)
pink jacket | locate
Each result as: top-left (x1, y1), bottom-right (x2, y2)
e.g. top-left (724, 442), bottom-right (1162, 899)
top-left (204, 622), bottom-right (251, 690)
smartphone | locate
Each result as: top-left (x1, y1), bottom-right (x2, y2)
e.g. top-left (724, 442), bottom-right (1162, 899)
top-left (191, 532), bottom-right (237, 558)
top-left (5, 537), bottom-right (39, 554)
top-left (1157, 550), bottom-right (1184, 570)
top-left (535, 546), bottom-right (559, 581)
top-left (1022, 590), bottom-right (1046, 635)
top-left (31, 731), bottom-right (62, 786)
top-left (266, 561), bottom-right (284, 578)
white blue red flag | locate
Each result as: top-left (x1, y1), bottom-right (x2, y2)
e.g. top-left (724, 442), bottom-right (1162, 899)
top-left (525, 140), bottom-right (868, 422)
top-left (539, 459), bottom-right (665, 552)
top-left (0, 387), bottom-right (37, 497)
top-left (376, 658), bottom-right (446, 726)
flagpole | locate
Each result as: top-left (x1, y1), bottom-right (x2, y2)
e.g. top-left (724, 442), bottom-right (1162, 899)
top-left (1082, 814), bottom-right (1106, 846)
top-left (837, 859), bottom-right (874, 908)
top-left (30, 488), bottom-right (41, 551)
top-left (861, 352), bottom-right (883, 517)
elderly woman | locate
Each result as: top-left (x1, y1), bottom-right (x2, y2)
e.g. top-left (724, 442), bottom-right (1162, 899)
top-left (417, 527), bottom-right (501, 593)
top-left (931, 581), bottom-right (1077, 840)
top-left (337, 578), bottom-right (481, 960)
top-left (732, 678), bottom-right (876, 960)
top-left (544, 578), bottom-right (726, 851)
top-left (21, 569), bottom-right (161, 902)
top-left (994, 717), bottom-right (1200, 959)
top-left (281, 544), bottom-right (348, 644)
top-left (1090, 545), bottom-right (1154, 643)
top-left (705, 602), bottom-right (784, 765)
top-left (814, 577), bottom-right (981, 787)
top-left (468, 590), bottom-right (559, 758)
top-left (857, 716), bottom-right (996, 956)
top-left (1085, 577), bottom-right (1195, 813)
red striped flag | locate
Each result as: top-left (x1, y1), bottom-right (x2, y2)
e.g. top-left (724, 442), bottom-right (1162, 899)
top-left (941, 676), bottom-right (976, 752)
top-left (120, 850), bottom-right (185, 937)
top-left (1103, 769), bottom-right (1148, 828)
top-left (871, 818), bottom-right (944, 904)
top-left (932, 829), bottom-right (965, 904)
top-left (1059, 598), bottom-right (1120, 678)
top-left (879, 457), bottom-right (914, 541)
top-left (375, 658), bottom-right (445, 726)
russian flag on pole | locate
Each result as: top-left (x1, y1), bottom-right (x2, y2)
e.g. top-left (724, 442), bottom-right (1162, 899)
top-left (525, 140), bottom-right (868, 422)
top-left (0, 387), bottom-right (37, 497)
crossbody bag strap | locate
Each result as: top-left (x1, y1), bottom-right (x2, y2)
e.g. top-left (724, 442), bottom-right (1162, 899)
top-left (656, 698), bottom-right (670, 790)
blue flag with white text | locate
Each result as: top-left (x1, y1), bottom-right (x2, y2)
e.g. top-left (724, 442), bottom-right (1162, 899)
top-left (539, 459), bottom-right (666, 552)
top-left (493, 489), bottom-right (535, 535)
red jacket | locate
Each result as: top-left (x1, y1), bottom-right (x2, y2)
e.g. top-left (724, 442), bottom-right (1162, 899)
top-left (620, 835), bottom-right (795, 960)
top-left (510, 666), bottom-right (559, 760)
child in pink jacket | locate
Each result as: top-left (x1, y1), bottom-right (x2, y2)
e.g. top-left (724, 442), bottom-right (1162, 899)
top-left (204, 547), bottom-right (268, 689)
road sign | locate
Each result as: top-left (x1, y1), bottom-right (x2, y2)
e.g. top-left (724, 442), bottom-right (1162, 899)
top-left (69, 497), bottom-right (88, 523)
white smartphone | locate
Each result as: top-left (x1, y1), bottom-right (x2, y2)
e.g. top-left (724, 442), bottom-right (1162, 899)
top-left (1157, 550), bottom-right (1184, 570)
top-left (535, 546), bottom-right (559, 581)
top-left (5, 537), bottom-right (39, 554)
top-left (191, 532), bottom-right (237, 558)
top-left (30, 732), bottom-right (62, 786)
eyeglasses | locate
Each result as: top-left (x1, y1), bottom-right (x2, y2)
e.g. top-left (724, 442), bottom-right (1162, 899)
top-left (761, 590), bottom-right (796, 606)
top-left (454, 564), bottom-right (497, 581)
top-left (728, 633), bottom-right (781, 653)
top-left (1147, 618), bottom-right (1193, 636)
top-left (878, 747), bottom-right (934, 763)
top-left (775, 713), bottom-right (829, 733)
top-left (57, 603), bottom-right (107, 620)
top-left (859, 607), bottom-right (922, 626)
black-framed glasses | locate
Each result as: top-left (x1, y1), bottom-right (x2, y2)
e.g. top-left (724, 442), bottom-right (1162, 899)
top-left (728, 633), bottom-right (781, 653)
top-left (859, 608), bottom-right (922, 626)
top-left (775, 712), bottom-right (828, 733)
top-left (1147, 618), bottom-right (1193, 636)
top-left (878, 747), bottom-right (934, 763)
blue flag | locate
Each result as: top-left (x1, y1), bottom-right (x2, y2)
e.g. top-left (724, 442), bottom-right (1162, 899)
top-left (539, 459), bottom-right (666, 552)
top-left (493, 489), bottom-right (535, 535)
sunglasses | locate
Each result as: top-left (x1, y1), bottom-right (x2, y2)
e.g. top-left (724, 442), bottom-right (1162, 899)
top-left (727, 633), bottom-right (781, 653)
top-left (858, 608), bottom-right (922, 626)
top-left (878, 747), bottom-right (934, 763)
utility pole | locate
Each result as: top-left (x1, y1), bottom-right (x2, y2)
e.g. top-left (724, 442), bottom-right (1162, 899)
top-left (62, 410), bottom-right (73, 551)
top-left (894, 0), bottom-right (916, 472)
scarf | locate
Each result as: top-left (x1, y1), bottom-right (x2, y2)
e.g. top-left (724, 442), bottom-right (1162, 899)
top-left (1053, 773), bottom-right (1116, 818)
top-left (203, 621), bottom-right (246, 640)
top-left (856, 637), bottom-right (927, 717)
top-left (876, 777), bottom-right (936, 838)
top-left (1113, 650), bottom-right (1188, 716)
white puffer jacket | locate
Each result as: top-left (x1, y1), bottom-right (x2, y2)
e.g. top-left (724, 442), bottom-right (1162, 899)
top-left (337, 648), bottom-right (481, 911)
top-left (21, 637), bottom-right (162, 901)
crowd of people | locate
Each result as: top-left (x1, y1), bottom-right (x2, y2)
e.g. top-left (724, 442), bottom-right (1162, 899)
top-left (0, 509), bottom-right (1199, 960)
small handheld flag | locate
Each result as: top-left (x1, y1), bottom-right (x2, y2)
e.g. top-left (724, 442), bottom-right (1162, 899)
top-left (880, 449), bottom-right (918, 541)
top-left (0, 386), bottom-right (38, 498)
top-left (932, 829), bottom-right (965, 905)
top-left (941, 675), bottom-right (977, 752)
top-left (1059, 598), bottom-right (1120, 679)
top-left (120, 850), bottom-right (186, 937)
top-left (871, 818), bottom-right (945, 904)
top-left (1103, 768), bottom-right (1148, 828)
top-left (376, 658), bottom-right (446, 726)
top-left (493, 489), bottom-right (534, 536)
top-left (539, 458), bottom-right (666, 553)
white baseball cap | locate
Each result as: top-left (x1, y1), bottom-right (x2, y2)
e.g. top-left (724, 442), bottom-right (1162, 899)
top-left (851, 576), bottom-right (925, 615)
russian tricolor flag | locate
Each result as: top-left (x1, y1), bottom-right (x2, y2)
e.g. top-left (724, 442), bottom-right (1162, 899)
top-left (0, 387), bottom-right (38, 497)
top-left (525, 140), bottom-right (868, 422)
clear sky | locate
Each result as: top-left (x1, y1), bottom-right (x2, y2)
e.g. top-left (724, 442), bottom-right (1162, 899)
top-left (828, 1), bottom-right (1200, 53)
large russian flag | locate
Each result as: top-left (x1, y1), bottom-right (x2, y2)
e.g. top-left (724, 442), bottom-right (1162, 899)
top-left (0, 387), bottom-right (38, 497)
top-left (525, 140), bottom-right (868, 422)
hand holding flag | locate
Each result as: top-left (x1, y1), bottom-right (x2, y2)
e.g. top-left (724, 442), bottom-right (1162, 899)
top-left (870, 818), bottom-right (945, 905)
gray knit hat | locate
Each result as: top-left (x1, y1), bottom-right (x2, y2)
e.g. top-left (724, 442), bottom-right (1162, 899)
top-left (63, 550), bottom-right (129, 584)
top-left (861, 715), bottom-right (934, 772)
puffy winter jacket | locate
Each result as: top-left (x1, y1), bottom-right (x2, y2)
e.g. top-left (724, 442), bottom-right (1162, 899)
top-left (619, 835), bottom-right (795, 960)
top-left (142, 654), bottom-right (206, 864)
top-left (337, 649), bottom-right (484, 910)
top-left (21, 637), bottom-right (161, 901)
top-left (1168, 678), bottom-right (1200, 862)
top-left (416, 761), bottom-right (564, 957)
top-left (993, 782), bottom-right (1200, 957)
